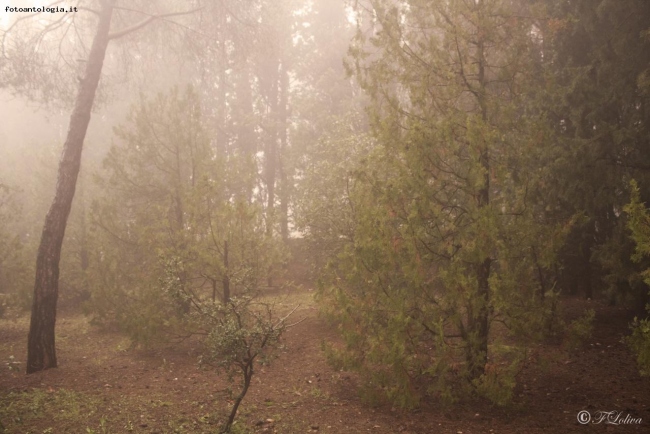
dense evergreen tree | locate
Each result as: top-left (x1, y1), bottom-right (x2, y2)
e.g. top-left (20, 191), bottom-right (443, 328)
top-left (88, 87), bottom-right (279, 345)
top-left (308, 0), bottom-right (563, 405)
top-left (624, 181), bottom-right (650, 375)
top-left (541, 0), bottom-right (650, 306)
top-left (0, 183), bottom-right (31, 316)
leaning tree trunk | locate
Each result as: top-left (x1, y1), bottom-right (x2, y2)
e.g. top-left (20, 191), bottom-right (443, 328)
top-left (27, 0), bottom-right (115, 374)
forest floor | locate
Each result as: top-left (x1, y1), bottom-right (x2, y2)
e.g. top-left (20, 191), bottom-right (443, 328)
top-left (2, 268), bottom-right (650, 433)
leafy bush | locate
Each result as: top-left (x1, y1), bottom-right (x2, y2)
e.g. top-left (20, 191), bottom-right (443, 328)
top-left (624, 180), bottom-right (650, 375)
top-left (627, 315), bottom-right (650, 376)
top-left (303, 0), bottom-right (570, 408)
top-left (201, 298), bottom-right (286, 433)
top-left (0, 184), bottom-right (33, 316)
top-left (85, 87), bottom-right (282, 348)
top-left (162, 257), bottom-right (290, 433)
top-left (565, 309), bottom-right (596, 352)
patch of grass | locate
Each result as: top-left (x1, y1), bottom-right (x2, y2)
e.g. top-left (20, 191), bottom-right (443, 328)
top-left (85, 415), bottom-right (111, 434)
top-left (0, 389), bottom-right (200, 433)
top-left (228, 420), bottom-right (254, 434)
top-left (115, 337), bottom-right (132, 352)
top-left (0, 388), bottom-right (101, 432)
top-left (309, 386), bottom-right (328, 399)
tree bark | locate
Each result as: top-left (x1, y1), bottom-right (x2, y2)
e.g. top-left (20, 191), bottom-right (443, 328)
top-left (215, 7), bottom-right (229, 157)
top-left (278, 62), bottom-right (290, 242)
top-left (26, 0), bottom-right (115, 374)
top-left (468, 20), bottom-right (490, 381)
top-left (222, 240), bottom-right (230, 303)
top-left (223, 361), bottom-right (253, 433)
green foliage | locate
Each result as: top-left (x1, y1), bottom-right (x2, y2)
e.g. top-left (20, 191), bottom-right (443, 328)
top-left (293, 114), bottom-right (373, 267)
top-left (86, 86), bottom-right (281, 346)
top-left (199, 298), bottom-right (285, 433)
top-left (162, 257), bottom-right (287, 433)
top-left (0, 183), bottom-right (32, 316)
top-left (308, 0), bottom-right (564, 407)
top-left (627, 316), bottom-right (650, 376)
top-left (566, 309), bottom-right (595, 352)
top-left (625, 182), bottom-right (650, 272)
top-left (541, 0), bottom-right (650, 303)
top-left (0, 388), bottom-right (101, 432)
top-left (624, 180), bottom-right (650, 375)
top-left (198, 297), bottom-right (284, 375)
top-left (472, 352), bottom-right (522, 407)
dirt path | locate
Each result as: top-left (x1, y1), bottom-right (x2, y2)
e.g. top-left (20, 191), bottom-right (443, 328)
top-left (1, 296), bottom-right (649, 433)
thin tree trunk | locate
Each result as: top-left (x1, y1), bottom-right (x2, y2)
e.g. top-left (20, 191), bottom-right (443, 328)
top-left (263, 58), bottom-right (279, 236)
top-left (468, 21), bottom-right (490, 381)
top-left (262, 58), bottom-right (279, 287)
top-left (222, 240), bottom-right (230, 303)
top-left (532, 245), bottom-right (546, 301)
top-left (215, 8), bottom-right (229, 157)
top-left (78, 176), bottom-right (89, 297)
top-left (265, 116), bottom-right (277, 238)
top-left (582, 227), bottom-right (594, 299)
top-left (278, 62), bottom-right (290, 242)
top-left (211, 277), bottom-right (218, 302)
top-left (27, 0), bottom-right (115, 374)
top-left (223, 362), bottom-right (254, 433)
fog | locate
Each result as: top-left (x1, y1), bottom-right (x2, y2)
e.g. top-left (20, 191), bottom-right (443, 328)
top-left (1, 1), bottom-right (650, 432)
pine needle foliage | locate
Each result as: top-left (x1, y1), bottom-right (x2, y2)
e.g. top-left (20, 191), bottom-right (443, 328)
top-left (313, 0), bottom-right (566, 406)
top-left (624, 181), bottom-right (650, 376)
top-left (86, 86), bottom-right (281, 346)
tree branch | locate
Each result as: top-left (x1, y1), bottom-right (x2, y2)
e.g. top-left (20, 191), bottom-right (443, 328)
top-left (107, 7), bottom-right (203, 41)
top-left (1, 1), bottom-right (67, 58)
top-left (273, 304), bottom-right (300, 330)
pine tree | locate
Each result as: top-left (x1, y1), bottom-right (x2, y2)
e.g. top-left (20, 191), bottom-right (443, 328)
top-left (319, 0), bottom-right (561, 405)
top-left (88, 87), bottom-right (279, 345)
top-left (541, 0), bottom-right (650, 305)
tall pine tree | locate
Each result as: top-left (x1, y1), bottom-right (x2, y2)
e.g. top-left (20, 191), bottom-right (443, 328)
top-left (319, 0), bottom-right (561, 405)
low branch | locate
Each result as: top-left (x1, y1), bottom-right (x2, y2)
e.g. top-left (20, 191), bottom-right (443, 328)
top-left (107, 7), bottom-right (202, 41)
top-left (284, 316), bottom-right (307, 329)
top-left (273, 304), bottom-right (300, 330)
top-left (77, 6), bottom-right (100, 16)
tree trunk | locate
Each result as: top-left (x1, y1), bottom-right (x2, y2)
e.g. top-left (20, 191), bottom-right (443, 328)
top-left (469, 257), bottom-right (490, 380)
top-left (582, 227), bottom-right (594, 299)
top-left (468, 25), bottom-right (490, 381)
top-left (223, 361), bottom-right (254, 433)
top-left (26, 0), bottom-right (115, 374)
top-left (222, 240), bottom-right (230, 303)
top-left (532, 245), bottom-right (546, 301)
top-left (261, 55), bottom-right (279, 236)
top-left (278, 62), bottom-right (290, 242)
top-left (215, 7), bottom-right (229, 157)
top-left (261, 54), bottom-right (280, 287)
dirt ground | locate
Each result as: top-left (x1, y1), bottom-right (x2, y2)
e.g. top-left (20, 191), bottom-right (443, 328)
top-left (1, 290), bottom-right (650, 433)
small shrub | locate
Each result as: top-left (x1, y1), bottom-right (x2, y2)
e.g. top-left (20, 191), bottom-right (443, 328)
top-left (623, 181), bottom-right (650, 375)
top-left (566, 309), bottom-right (595, 352)
top-left (161, 256), bottom-right (292, 433)
top-left (627, 312), bottom-right (650, 376)
top-left (473, 363), bottom-right (519, 406)
top-left (472, 345), bottom-right (524, 406)
top-left (197, 297), bottom-right (288, 433)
